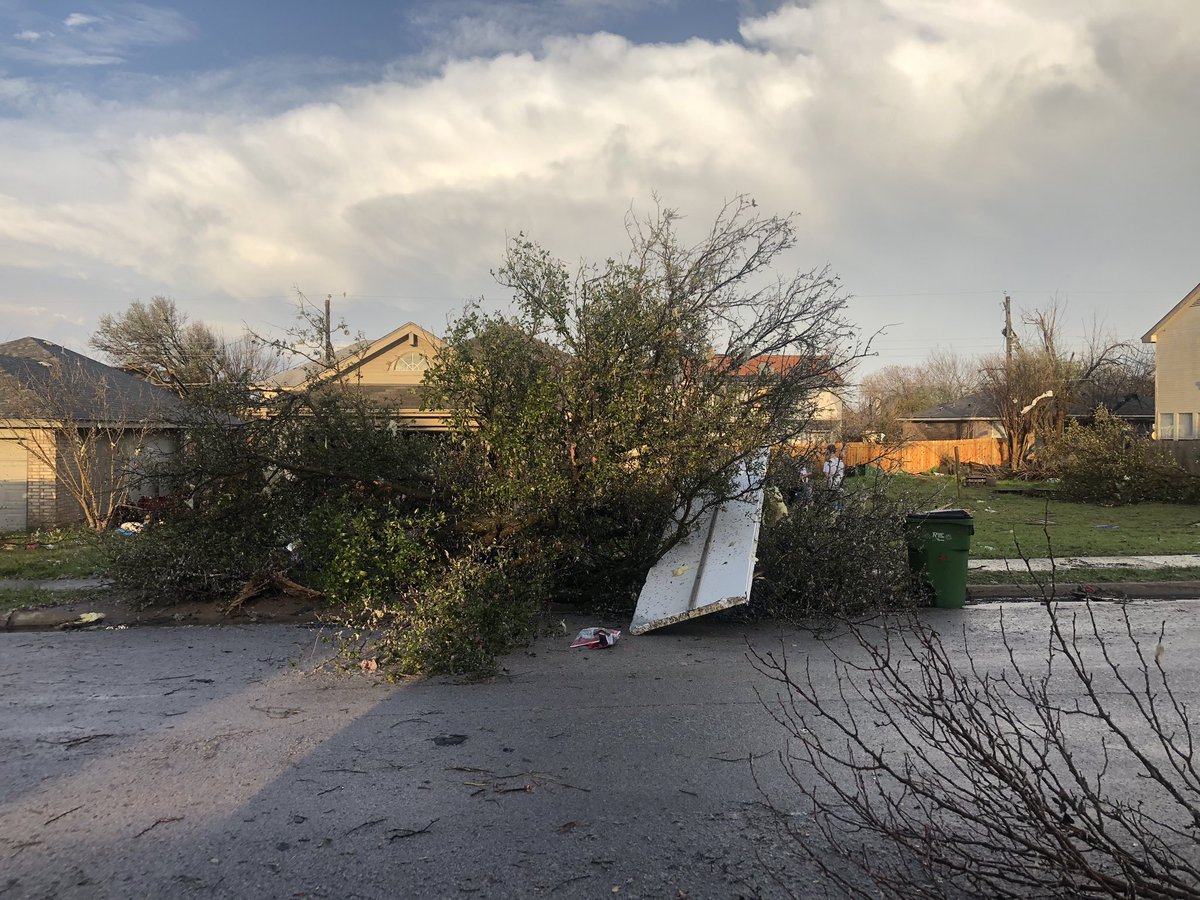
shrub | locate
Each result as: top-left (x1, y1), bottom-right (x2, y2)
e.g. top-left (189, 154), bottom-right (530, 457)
top-left (105, 502), bottom-right (283, 601)
top-left (105, 383), bottom-right (442, 604)
top-left (308, 501), bottom-right (441, 609)
top-left (754, 463), bottom-right (919, 619)
top-left (1046, 408), bottom-right (1198, 505)
top-left (359, 543), bottom-right (550, 677)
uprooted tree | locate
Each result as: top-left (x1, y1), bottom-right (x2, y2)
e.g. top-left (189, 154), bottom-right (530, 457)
top-left (424, 196), bottom-right (865, 603)
top-left (1043, 406), bottom-right (1196, 505)
top-left (109, 196), bottom-right (868, 674)
top-left (105, 341), bottom-right (439, 605)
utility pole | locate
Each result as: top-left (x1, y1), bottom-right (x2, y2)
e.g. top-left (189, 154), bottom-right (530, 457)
top-left (1002, 292), bottom-right (1016, 471)
top-left (324, 293), bottom-right (335, 365)
top-left (1003, 293), bottom-right (1014, 365)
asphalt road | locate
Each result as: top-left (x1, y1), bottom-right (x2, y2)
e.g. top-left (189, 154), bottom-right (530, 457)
top-left (2, 601), bottom-right (1199, 900)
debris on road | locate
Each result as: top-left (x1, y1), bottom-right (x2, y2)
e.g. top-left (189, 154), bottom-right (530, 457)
top-left (388, 819), bottom-right (438, 842)
top-left (570, 627), bottom-right (621, 649)
top-left (1070, 584), bottom-right (1128, 602)
top-left (134, 816), bottom-right (183, 838)
top-left (59, 611), bottom-right (105, 630)
top-left (227, 571), bottom-right (324, 614)
top-left (42, 805), bottom-right (84, 826)
top-left (571, 628), bottom-right (624, 648)
top-left (630, 450), bottom-right (767, 635)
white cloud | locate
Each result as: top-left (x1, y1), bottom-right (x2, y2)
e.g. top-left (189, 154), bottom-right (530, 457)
top-left (63, 13), bottom-right (98, 29)
top-left (14, 29), bottom-right (47, 42)
top-left (0, 0), bottom-right (1198, 358)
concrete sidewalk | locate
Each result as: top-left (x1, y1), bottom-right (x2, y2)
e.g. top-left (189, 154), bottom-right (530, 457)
top-left (0, 576), bottom-right (108, 591)
top-left (971, 554), bottom-right (1200, 573)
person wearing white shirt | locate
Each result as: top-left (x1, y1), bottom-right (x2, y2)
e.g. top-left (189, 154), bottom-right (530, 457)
top-left (822, 443), bottom-right (845, 510)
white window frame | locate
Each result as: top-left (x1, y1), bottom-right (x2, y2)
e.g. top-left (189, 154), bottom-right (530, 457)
top-left (389, 351), bottom-right (429, 372)
top-left (1159, 412), bottom-right (1176, 440)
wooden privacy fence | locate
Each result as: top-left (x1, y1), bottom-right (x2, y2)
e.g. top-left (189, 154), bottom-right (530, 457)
top-left (789, 438), bottom-right (1004, 474)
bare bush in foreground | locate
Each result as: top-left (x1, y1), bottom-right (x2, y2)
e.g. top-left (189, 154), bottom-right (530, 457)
top-left (751, 602), bottom-right (1200, 898)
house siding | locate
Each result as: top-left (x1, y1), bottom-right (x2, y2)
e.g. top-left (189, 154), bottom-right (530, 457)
top-left (811, 390), bottom-right (843, 426)
top-left (1152, 301), bottom-right (1200, 438)
top-left (269, 324), bottom-right (452, 430)
top-left (18, 429), bottom-right (58, 530)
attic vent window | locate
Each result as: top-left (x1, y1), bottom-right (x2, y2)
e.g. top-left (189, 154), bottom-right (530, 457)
top-left (390, 351), bottom-right (428, 372)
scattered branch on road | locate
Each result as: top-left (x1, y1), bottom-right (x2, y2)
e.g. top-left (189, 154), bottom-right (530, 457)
top-left (36, 733), bottom-right (114, 749)
top-left (709, 751), bottom-right (773, 764)
top-left (549, 873), bottom-right (591, 891)
top-left (343, 817), bottom-right (387, 837)
top-left (387, 819), bottom-right (438, 842)
top-left (134, 816), bottom-right (184, 838)
top-left (750, 599), bottom-right (1200, 899)
top-left (42, 805), bottom-right (83, 826)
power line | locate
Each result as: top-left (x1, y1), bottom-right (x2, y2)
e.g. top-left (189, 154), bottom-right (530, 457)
top-left (851, 289), bottom-right (1182, 298)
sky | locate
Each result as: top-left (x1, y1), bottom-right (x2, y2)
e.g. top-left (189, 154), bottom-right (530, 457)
top-left (0, 0), bottom-right (1197, 379)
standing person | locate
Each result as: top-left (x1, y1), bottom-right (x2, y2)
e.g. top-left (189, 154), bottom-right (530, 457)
top-left (798, 464), bottom-right (814, 504)
top-left (823, 443), bottom-right (845, 510)
top-left (787, 464), bottom-right (814, 508)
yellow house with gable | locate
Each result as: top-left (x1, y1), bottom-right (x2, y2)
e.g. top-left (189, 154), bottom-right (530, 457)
top-left (1142, 282), bottom-right (1200, 442)
top-left (267, 322), bottom-right (451, 430)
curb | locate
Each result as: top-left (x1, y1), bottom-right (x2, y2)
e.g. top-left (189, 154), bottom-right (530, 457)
top-left (967, 581), bottom-right (1200, 602)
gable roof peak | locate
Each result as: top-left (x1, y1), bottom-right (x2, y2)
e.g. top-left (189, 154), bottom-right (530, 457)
top-left (1142, 281), bottom-right (1200, 343)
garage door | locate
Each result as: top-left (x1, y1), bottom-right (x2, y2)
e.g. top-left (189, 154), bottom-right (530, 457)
top-left (0, 441), bottom-right (28, 533)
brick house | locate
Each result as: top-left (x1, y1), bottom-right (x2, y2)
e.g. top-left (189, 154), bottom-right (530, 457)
top-left (0, 337), bottom-right (182, 532)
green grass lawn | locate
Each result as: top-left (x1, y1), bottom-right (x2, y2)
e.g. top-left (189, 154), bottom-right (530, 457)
top-left (859, 473), bottom-right (1200, 559)
top-left (0, 587), bottom-right (99, 614)
top-left (0, 529), bottom-right (107, 579)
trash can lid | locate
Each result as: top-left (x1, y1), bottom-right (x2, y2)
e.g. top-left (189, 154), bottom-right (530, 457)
top-left (907, 509), bottom-right (973, 521)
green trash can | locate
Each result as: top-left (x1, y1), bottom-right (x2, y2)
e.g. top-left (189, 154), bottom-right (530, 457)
top-left (906, 509), bottom-right (974, 609)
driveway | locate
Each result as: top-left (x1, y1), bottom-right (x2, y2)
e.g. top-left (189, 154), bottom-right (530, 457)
top-left (2, 602), bottom-right (1199, 899)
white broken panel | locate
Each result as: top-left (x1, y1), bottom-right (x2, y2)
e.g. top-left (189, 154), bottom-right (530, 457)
top-left (629, 455), bottom-right (766, 635)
